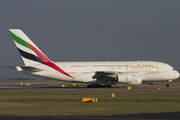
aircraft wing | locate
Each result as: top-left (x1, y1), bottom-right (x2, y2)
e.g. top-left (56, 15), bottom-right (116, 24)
top-left (2, 66), bottom-right (16, 69)
top-left (92, 71), bottom-right (122, 79)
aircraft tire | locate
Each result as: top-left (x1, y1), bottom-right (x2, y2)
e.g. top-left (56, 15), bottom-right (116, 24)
top-left (87, 85), bottom-right (93, 88)
top-left (166, 84), bottom-right (171, 87)
top-left (108, 85), bottom-right (112, 88)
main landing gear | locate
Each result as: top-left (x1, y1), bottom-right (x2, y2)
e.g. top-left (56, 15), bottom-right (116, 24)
top-left (87, 84), bottom-right (112, 88)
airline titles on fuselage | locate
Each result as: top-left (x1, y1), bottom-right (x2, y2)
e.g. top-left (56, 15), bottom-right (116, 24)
top-left (108, 65), bottom-right (159, 72)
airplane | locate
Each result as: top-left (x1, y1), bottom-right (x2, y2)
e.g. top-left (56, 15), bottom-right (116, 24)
top-left (8, 29), bottom-right (179, 88)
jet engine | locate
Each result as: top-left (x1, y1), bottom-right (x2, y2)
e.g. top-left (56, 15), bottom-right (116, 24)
top-left (116, 74), bottom-right (133, 83)
top-left (116, 74), bottom-right (142, 85)
top-left (128, 76), bottom-right (142, 85)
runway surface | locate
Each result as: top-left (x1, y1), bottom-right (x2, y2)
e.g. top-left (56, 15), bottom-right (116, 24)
top-left (0, 82), bottom-right (180, 95)
top-left (0, 86), bottom-right (180, 95)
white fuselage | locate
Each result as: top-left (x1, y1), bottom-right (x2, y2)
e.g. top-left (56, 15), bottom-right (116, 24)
top-left (9, 29), bottom-right (179, 85)
top-left (25, 61), bottom-right (179, 84)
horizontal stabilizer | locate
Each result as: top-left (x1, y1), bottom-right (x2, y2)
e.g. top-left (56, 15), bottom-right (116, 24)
top-left (2, 66), bottom-right (16, 69)
top-left (16, 66), bottom-right (44, 72)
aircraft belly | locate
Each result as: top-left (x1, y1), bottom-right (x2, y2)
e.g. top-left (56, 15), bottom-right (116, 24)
top-left (144, 73), bottom-right (172, 81)
top-left (73, 75), bottom-right (95, 83)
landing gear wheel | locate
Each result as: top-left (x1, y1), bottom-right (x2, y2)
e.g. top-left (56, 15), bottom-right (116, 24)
top-left (166, 83), bottom-right (171, 87)
top-left (87, 84), bottom-right (97, 88)
top-left (87, 84), bottom-right (112, 88)
top-left (107, 85), bottom-right (112, 88)
top-left (87, 85), bottom-right (91, 88)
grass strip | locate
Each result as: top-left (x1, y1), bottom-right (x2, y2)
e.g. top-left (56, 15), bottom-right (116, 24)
top-left (0, 91), bottom-right (179, 116)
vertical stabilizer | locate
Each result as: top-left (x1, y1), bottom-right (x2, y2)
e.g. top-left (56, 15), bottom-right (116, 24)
top-left (9, 29), bottom-right (73, 78)
top-left (9, 29), bottom-right (50, 65)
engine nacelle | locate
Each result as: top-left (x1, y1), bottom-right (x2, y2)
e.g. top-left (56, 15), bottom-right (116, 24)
top-left (117, 74), bottom-right (133, 83)
top-left (116, 74), bottom-right (142, 85)
top-left (128, 76), bottom-right (142, 85)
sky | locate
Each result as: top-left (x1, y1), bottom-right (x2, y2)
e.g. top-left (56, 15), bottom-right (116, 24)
top-left (0, 0), bottom-right (180, 79)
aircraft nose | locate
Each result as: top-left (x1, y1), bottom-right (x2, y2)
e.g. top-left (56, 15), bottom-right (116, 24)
top-left (173, 70), bottom-right (180, 79)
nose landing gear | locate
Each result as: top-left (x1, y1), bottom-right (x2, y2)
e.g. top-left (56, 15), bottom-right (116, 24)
top-left (166, 80), bottom-right (172, 87)
top-left (166, 83), bottom-right (171, 87)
